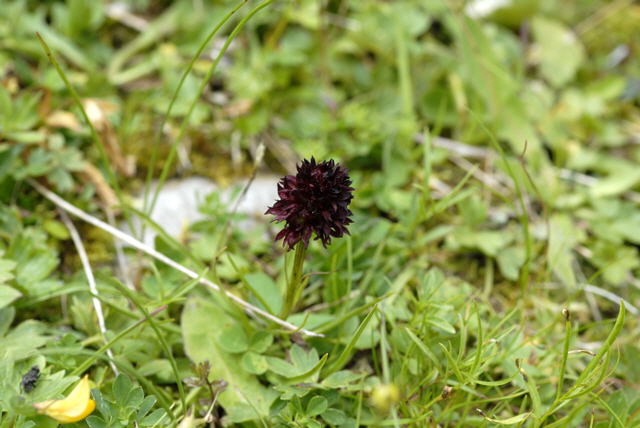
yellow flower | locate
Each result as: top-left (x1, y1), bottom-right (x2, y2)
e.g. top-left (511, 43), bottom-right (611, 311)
top-left (370, 383), bottom-right (400, 413)
top-left (34, 375), bottom-right (96, 424)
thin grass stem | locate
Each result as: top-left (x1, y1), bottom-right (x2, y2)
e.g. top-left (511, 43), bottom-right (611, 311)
top-left (29, 179), bottom-right (323, 337)
top-left (58, 209), bottom-right (119, 376)
top-left (142, 0), bottom-right (247, 215)
top-left (146, 0), bottom-right (274, 217)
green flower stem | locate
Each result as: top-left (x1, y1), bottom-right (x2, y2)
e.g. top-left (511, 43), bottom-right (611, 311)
top-left (281, 242), bottom-right (307, 319)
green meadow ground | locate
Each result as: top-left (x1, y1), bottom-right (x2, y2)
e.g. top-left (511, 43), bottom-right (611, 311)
top-left (1, 0), bottom-right (640, 427)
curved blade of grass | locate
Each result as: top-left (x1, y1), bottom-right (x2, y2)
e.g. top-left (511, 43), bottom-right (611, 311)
top-left (480, 411), bottom-right (532, 425)
top-left (16, 285), bottom-right (91, 306)
top-left (142, 0), bottom-right (247, 215)
top-left (542, 400), bottom-right (592, 428)
top-left (108, 278), bottom-right (186, 413)
top-left (447, 390), bottom-right (529, 414)
top-left (60, 209), bottom-right (118, 375)
top-left (145, 0), bottom-right (274, 218)
top-left (537, 303), bottom-right (625, 426)
top-left (348, 237), bottom-right (388, 308)
top-left (469, 307), bottom-right (484, 378)
top-left (287, 353), bottom-right (329, 384)
top-left (430, 168), bottom-right (476, 216)
top-left (163, 273), bottom-right (207, 305)
top-left (231, 263), bottom-right (275, 315)
top-left (563, 349), bottom-right (613, 401)
top-left (316, 293), bottom-right (391, 334)
top-left (27, 17), bottom-right (95, 71)
top-left (323, 305), bottom-right (378, 377)
top-left (439, 343), bottom-right (466, 384)
top-left (591, 392), bottom-right (626, 428)
top-left (566, 303), bottom-right (624, 395)
top-left (474, 372), bottom-right (519, 387)
top-left (555, 311), bottom-right (572, 401)
top-left (404, 327), bottom-right (442, 373)
top-left (519, 364), bottom-right (543, 418)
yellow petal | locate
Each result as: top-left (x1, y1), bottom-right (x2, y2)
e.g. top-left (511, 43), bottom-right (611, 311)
top-left (34, 375), bottom-right (96, 424)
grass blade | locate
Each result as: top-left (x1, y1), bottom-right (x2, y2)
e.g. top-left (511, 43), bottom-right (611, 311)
top-left (145, 0), bottom-right (274, 217)
top-left (323, 305), bottom-right (378, 377)
top-left (142, 1), bottom-right (246, 214)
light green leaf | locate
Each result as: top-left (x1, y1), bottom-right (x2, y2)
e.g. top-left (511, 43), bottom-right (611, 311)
top-left (0, 307), bottom-right (15, 337)
top-left (322, 408), bottom-right (347, 425)
top-left (244, 272), bottom-right (282, 315)
top-left (590, 166), bottom-right (640, 199)
top-left (481, 411), bottom-right (532, 424)
top-left (0, 319), bottom-right (47, 361)
top-left (86, 416), bottom-right (108, 428)
top-left (266, 356), bottom-right (297, 378)
top-left (0, 258), bottom-right (16, 285)
top-left (548, 214), bottom-right (581, 288)
top-left (8, 229), bottom-right (59, 292)
top-left (137, 359), bottom-right (172, 380)
top-left (425, 317), bottom-right (456, 335)
top-left (140, 409), bottom-right (167, 426)
top-left (306, 396), bottom-right (328, 417)
top-left (0, 286), bottom-right (20, 310)
top-left (15, 253), bottom-right (58, 287)
top-left (287, 354), bottom-right (328, 384)
top-left (249, 331), bottom-right (273, 353)
top-left (497, 246), bottom-right (526, 281)
top-left (591, 242), bottom-right (640, 285)
top-left (42, 219), bottom-right (70, 240)
top-left (113, 374), bottom-right (133, 407)
top-left (266, 345), bottom-right (325, 383)
top-left (483, 0), bottom-right (541, 26)
top-left (532, 17), bottom-right (584, 87)
top-left (447, 228), bottom-right (512, 257)
top-left (321, 371), bottom-right (366, 389)
top-left (290, 344), bottom-right (317, 369)
top-left (241, 352), bottom-right (268, 375)
top-left (181, 298), bottom-right (277, 422)
top-left (218, 323), bottom-right (249, 354)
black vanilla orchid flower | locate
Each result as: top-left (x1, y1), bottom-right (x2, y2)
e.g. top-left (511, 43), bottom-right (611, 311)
top-left (266, 157), bottom-right (354, 250)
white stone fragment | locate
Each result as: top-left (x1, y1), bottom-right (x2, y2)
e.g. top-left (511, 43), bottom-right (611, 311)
top-left (123, 175), bottom-right (279, 247)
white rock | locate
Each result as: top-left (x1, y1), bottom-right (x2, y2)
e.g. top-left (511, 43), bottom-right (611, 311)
top-left (124, 175), bottom-right (279, 247)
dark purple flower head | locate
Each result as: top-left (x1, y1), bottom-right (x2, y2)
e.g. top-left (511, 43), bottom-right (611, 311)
top-left (266, 157), bottom-right (354, 250)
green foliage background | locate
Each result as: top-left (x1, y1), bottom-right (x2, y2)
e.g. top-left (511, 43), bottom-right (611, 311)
top-left (0, 0), bottom-right (639, 426)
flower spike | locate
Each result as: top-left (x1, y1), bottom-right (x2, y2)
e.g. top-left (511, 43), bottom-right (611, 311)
top-left (266, 157), bottom-right (354, 250)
